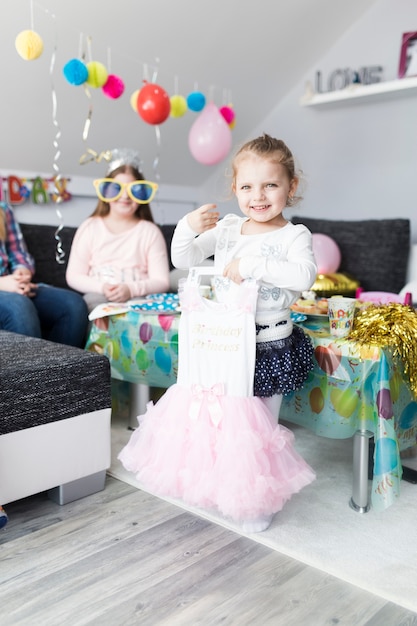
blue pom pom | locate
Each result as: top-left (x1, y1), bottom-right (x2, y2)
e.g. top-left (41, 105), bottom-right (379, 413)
top-left (187, 91), bottom-right (206, 112)
top-left (63, 58), bottom-right (88, 86)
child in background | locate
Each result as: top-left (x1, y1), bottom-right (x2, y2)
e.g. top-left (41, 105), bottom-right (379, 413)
top-left (119, 134), bottom-right (317, 533)
top-left (0, 203), bottom-right (88, 347)
top-left (66, 148), bottom-right (170, 312)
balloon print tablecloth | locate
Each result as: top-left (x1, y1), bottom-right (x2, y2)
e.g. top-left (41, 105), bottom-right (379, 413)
top-left (86, 310), bottom-right (417, 511)
top-left (86, 310), bottom-right (179, 387)
top-left (280, 318), bottom-right (417, 511)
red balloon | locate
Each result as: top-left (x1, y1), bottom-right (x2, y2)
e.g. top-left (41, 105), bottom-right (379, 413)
top-left (136, 81), bottom-right (170, 125)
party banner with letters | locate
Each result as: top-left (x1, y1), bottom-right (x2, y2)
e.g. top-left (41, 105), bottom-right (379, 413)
top-left (0, 174), bottom-right (72, 205)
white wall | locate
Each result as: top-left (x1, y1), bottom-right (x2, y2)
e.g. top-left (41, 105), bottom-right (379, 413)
top-left (4, 0), bottom-right (417, 244)
top-left (202, 0), bottom-right (417, 243)
top-left (1, 170), bottom-right (198, 228)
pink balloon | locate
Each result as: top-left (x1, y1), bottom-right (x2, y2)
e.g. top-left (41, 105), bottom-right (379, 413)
top-left (158, 314), bottom-right (174, 332)
top-left (312, 233), bottom-right (341, 274)
top-left (188, 102), bottom-right (232, 165)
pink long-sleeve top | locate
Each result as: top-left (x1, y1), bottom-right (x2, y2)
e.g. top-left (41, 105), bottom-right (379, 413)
top-left (66, 217), bottom-right (170, 298)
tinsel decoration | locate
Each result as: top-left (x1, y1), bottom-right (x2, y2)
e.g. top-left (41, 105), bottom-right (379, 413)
top-left (349, 303), bottom-right (417, 397)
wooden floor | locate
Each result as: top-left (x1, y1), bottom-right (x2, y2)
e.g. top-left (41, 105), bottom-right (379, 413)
top-left (2, 476), bottom-right (417, 626)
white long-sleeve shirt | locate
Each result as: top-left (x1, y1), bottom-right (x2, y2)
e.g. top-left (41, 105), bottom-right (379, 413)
top-left (66, 217), bottom-right (170, 298)
top-left (171, 213), bottom-right (317, 322)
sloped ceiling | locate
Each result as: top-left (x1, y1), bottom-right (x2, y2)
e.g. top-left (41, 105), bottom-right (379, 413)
top-left (1, 0), bottom-right (378, 187)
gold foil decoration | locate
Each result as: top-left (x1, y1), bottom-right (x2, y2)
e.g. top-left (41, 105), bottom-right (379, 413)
top-left (311, 273), bottom-right (360, 297)
top-left (349, 303), bottom-right (417, 397)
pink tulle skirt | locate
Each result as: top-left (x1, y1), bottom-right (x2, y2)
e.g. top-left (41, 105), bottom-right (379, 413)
top-left (118, 384), bottom-right (315, 523)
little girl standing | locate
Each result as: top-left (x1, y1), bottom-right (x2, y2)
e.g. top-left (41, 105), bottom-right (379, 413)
top-left (171, 134), bottom-right (317, 419)
top-left (119, 134), bottom-right (317, 532)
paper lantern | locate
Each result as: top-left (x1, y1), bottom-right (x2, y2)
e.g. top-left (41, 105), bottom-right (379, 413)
top-left (187, 91), bottom-right (206, 112)
top-left (15, 30), bottom-right (43, 61)
top-left (86, 61), bottom-right (108, 88)
top-left (102, 74), bottom-right (125, 99)
top-left (130, 89), bottom-right (140, 112)
top-left (63, 58), bottom-right (88, 85)
top-left (170, 95), bottom-right (187, 118)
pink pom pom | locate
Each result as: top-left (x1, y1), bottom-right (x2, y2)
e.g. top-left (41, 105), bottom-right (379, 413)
top-left (102, 75), bottom-right (125, 99)
top-left (219, 105), bottom-right (235, 125)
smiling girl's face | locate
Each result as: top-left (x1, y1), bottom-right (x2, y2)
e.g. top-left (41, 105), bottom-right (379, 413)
top-left (108, 172), bottom-right (139, 220)
top-left (233, 154), bottom-right (297, 230)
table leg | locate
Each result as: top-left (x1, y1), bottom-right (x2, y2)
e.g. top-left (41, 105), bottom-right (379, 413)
top-left (128, 383), bottom-right (150, 430)
top-left (350, 429), bottom-right (373, 513)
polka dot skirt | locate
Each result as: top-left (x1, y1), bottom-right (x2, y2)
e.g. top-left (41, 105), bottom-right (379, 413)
top-left (254, 325), bottom-right (314, 397)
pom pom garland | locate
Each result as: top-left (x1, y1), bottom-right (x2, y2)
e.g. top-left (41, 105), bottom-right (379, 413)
top-left (349, 303), bottom-right (417, 397)
top-left (187, 91), bottom-right (206, 112)
top-left (63, 58), bottom-right (88, 85)
top-left (219, 105), bottom-right (235, 125)
top-left (170, 94), bottom-right (187, 118)
top-left (86, 61), bottom-right (108, 88)
top-left (15, 30), bottom-right (44, 61)
top-left (129, 89), bottom-right (140, 112)
top-left (102, 74), bottom-right (125, 99)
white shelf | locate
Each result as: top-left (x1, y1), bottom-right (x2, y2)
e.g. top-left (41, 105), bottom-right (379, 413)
top-left (300, 76), bottom-right (417, 107)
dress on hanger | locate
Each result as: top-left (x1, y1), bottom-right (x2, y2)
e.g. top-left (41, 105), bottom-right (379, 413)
top-left (118, 270), bottom-right (315, 523)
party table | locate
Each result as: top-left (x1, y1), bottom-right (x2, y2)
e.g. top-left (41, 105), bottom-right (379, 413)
top-left (280, 316), bottom-right (417, 512)
top-left (85, 308), bottom-right (180, 422)
top-left (85, 309), bottom-right (417, 512)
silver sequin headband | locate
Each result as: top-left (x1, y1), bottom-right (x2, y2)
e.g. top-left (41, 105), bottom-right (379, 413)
top-left (105, 148), bottom-right (143, 175)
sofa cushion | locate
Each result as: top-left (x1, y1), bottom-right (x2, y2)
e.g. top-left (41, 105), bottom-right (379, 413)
top-left (0, 331), bottom-right (111, 435)
top-left (20, 222), bottom-right (177, 287)
top-left (20, 223), bottom-right (76, 289)
top-left (291, 217), bottom-right (410, 293)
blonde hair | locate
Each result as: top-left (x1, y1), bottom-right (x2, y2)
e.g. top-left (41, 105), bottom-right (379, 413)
top-left (231, 133), bottom-right (303, 207)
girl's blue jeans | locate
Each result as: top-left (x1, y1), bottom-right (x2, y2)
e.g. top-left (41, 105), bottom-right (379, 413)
top-left (0, 284), bottom-right (88, 348)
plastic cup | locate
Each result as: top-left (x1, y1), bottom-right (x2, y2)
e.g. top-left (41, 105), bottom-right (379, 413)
top-left (327, 296), bottom-right (356, 337)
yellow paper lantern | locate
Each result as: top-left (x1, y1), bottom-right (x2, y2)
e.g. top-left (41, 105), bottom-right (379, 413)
top-left (86, 61), bottom-right (108, 88)
top-left (170, 95), bottom-right (187, 118)
top-left (130, 89), bottom-right (140, 112)
top-left (15, 30), bottom-right (44, 61)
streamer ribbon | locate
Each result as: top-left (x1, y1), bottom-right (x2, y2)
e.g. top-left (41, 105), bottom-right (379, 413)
top-left (79, 148), bottom-right (113, 165)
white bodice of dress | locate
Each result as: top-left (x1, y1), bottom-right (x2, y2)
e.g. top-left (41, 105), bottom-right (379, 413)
top-left (177, 274), bottom-right (258, 397)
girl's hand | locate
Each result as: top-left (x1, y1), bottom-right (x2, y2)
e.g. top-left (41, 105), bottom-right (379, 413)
top-left (12, 267), bottom-right (33, 284)
top-left (187, 204), bottom-right (219, 234)
top-left (223, 258), bottom-right (243, 284)
top-left (0, 274), bottom-right (34, 295)
top-left (103, 283), bottom-right (131, 302)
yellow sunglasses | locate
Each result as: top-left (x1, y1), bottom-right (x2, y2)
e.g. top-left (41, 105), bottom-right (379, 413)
top-left (93, 178), bottom-right (158, 204)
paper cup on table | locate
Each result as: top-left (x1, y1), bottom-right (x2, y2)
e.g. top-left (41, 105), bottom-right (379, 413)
top-left (327, 296), bottom-right (356, 337)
